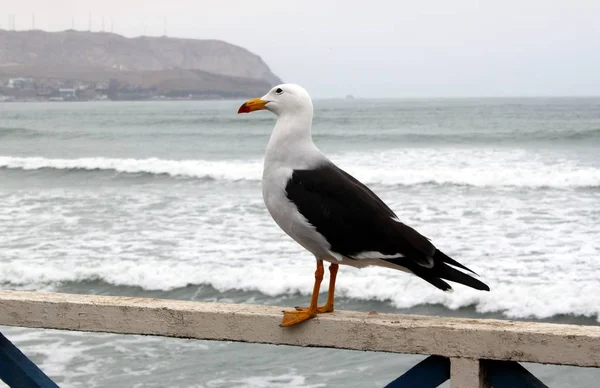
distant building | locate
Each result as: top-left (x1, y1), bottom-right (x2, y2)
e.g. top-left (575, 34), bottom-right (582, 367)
top-left (95, 82), bottom-right (109, 91)
top-left (58, 88), bottom-right (77, 100)
top-left (7, 78), bottom-right (34, 89)
top-left (36, 89), bottom-right (55, 97)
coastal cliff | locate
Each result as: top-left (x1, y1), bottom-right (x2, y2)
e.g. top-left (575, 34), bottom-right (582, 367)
top-left (0, 30), bottom-right (281, 100)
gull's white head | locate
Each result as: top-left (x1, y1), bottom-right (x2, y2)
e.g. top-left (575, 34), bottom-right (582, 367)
top-left (237, 84), bottom-right (313, 117)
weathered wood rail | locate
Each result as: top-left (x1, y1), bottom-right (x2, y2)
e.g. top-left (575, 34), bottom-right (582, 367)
top-left (1, 290), bottom-right (599, 387)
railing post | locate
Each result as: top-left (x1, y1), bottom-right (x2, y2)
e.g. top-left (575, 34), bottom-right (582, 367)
top-left (482, 360), bottom-right (549, 388)
top-left (0, 331), bottom-right (59, 388)
top-left (385, 355), bottom-right (450, 387)
top-left (451, 358), bottom-right (488, 388)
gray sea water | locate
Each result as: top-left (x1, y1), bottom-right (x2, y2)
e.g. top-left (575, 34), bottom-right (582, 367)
top-left (1, 98), bottom-right (600, 387)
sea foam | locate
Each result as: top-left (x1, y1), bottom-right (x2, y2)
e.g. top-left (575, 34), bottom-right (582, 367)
top-left (2, 257), bottom-right (599, 322)
top-left (1, 147), bottom-right (599, 189)
top-left (1, 145), bottom-right (599, 322)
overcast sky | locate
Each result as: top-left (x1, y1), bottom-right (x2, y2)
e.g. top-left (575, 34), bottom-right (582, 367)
top-left (2, 0), bottom-right (600, 98)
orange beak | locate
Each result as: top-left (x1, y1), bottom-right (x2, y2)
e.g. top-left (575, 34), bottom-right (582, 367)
top-left (238, 98), bottom-right (268, 114)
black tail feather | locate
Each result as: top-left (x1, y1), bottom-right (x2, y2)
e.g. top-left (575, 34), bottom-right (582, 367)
top-left (406, 265), bottom-right (453, 291)
top-left (434, 250), bottom-right (478, 276)
top-left (436, 262), bottom-right (490, 291)
top-left (385, 252), bottom-right (490, 292)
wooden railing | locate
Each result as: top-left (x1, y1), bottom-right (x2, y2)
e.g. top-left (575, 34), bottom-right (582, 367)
top-left (1, 290), bottom-right (599, 387)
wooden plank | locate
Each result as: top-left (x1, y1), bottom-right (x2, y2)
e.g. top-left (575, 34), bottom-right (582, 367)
top-left (482, 360), bottom-right (549, 388)
top-left (0, 331), bottom-right (59, 388)
top-left (1, 291), bottom-right (600, 367)
top-left (451, 358), bottom-right (489, 388)
top-left (384, 355), bottom-right (449, 387)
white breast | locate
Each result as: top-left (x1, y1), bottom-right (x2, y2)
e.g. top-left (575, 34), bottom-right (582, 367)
top-left (262, 161), bottom-right (333, 260)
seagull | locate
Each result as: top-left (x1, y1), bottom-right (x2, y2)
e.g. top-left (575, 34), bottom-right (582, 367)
top-left (238, 84), bottom-right (490, 327)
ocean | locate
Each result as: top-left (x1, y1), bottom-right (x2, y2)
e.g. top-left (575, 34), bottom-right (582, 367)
top-left (0, 98), bottom-right (599, 387)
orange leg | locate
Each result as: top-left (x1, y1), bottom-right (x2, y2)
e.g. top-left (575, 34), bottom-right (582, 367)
top-left (321, 263), bottom-right (339, 312)
top-left (295, 263), bottom-right (339, 314)
top-left (280, 260), bottom-right (324, 327)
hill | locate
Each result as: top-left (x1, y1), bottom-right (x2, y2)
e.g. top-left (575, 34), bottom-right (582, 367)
top-left (0, 30), bottom-right (281, 100)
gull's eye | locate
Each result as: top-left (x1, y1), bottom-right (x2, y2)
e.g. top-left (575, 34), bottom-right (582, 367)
top-left (275, 88), bottom-right (283, 94)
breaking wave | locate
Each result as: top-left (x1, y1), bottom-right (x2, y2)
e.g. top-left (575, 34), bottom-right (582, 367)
top-left (2, 151), bottom-right (600, 189)
top-left (0, 156), bottom-right (263, 182)
top-left (1, 261), bottom-right (599, 322)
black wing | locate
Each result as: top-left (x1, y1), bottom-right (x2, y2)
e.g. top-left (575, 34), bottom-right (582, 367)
top-left (285, 162), bottom-right (489, 292)
top-left (285, 163), bottom-right (435, 265)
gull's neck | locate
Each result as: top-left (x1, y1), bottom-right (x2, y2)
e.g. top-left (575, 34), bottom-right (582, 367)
top-left (264, 110), bottom-right (323, 169)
